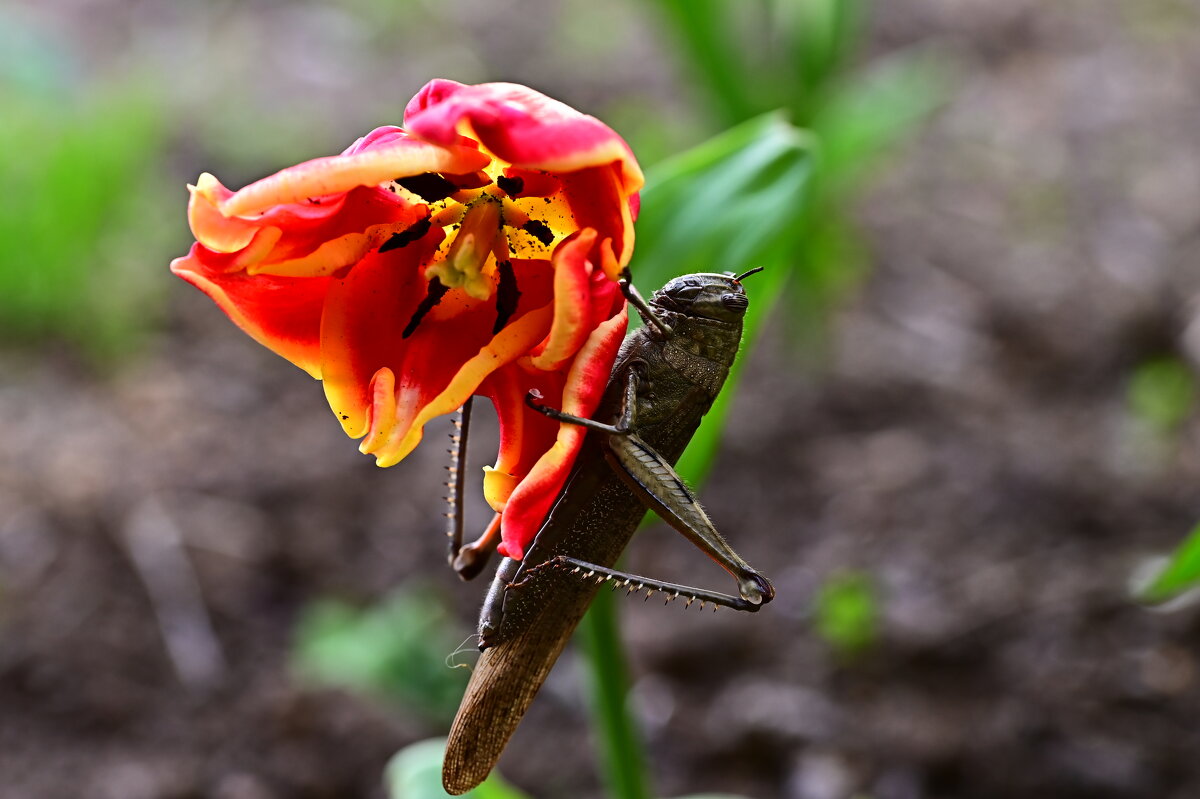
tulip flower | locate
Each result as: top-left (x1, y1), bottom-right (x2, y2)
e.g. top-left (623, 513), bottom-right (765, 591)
top-left (171, 80), bottom-right (642, 559)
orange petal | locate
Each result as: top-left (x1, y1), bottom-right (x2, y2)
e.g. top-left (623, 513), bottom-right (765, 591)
top-left (188, 173), bottom-right (261, 253)
top-left (320, 235), bottom-right (557, 455)
top-left (320, 234), bottom-right (445, 438)
top-left (247, 220), bottom-right (416, 278)
top-left (479, 364), bottom-right (561, 513)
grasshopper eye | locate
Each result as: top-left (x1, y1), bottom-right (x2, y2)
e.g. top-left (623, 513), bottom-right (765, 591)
top-left (721, 293), bottom-right (748, 312)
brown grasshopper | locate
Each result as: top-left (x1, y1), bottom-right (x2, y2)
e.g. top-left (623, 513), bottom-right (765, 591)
top-left (440, 270), bottom-right (775, 794)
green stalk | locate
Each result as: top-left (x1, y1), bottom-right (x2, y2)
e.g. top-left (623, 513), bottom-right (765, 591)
top-left (578, 587), bottom-right (653, 799)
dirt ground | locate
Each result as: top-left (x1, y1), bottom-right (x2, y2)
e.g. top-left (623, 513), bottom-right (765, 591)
top-left (4, 2), bottom-right (1200, 798)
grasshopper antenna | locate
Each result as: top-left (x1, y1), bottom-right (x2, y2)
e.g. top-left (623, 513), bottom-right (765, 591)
top-left (734, 266), bottom-right (764, 281)
top-left (445, 634), bottom-right (481, 670)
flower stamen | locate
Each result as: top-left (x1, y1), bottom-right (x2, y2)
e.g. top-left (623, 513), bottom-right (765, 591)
top-left (493, 260), bottom-right (520, 334)
top-left (397, 173), bottom-right (459, 203)
top-left (402, 277), bottom-right (451, 338)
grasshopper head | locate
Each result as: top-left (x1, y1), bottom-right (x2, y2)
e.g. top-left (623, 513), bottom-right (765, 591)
top-left (652, 272), bottom-right (750, 323)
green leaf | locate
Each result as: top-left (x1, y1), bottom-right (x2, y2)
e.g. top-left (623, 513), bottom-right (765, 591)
top-left (385, 738), bottom-right (530, 799)
top-left (649, 0), bottom-right (759, 125)
top-left (631, 112), bottom-right (816, 484)
top-left (814, 571), bottom-right (879, 656)
top-left (1128, 356), bottom-right (1196, 433)
top-left (1137, 523), bottom-right (1200, 604)
top-left (0, 78), bottom-right (173, 363)
top-left (811, 47), bottom-right (948, 193)
top-left (782, 0), bottom-right (867, 110)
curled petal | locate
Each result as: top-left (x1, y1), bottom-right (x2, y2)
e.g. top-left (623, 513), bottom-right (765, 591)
top-left (559, 165), bottom-right (635, 278)
top-left (247, 218), bottom-right (421, 278)
top-left (480, 365), bottom-right (562, 513)
top-left (528, 229), bottom-right (596, 371)
top-left (170, 245), bottom-right (328, 378)
top-left (320, 236), bottom-right (558, 462)
top-left (405, 80), bottom-right (643, 197)
top-left (189, 172), bottom-right (429, 282)
top-left (188, 173), bottom-right (262, 253)
top-left (366, 303), bottom-right (556, 467)
top-left (494, 305), bottom-right (629, 559)
top-left (219, 133), bottom-right (490, 218)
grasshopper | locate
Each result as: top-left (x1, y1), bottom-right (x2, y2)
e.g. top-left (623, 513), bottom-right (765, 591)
top-left (441, 270), bottom-right (775, 795)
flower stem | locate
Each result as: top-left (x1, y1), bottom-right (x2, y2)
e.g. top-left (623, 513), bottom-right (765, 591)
top-left (579, 587), bottom-right (653, 799)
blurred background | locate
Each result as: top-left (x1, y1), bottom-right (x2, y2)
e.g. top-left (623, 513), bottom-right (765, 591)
top-left (3, 1), bottom-right (1200, 797)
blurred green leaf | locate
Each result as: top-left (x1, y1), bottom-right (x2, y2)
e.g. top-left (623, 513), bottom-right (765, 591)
top-left (635, 5), bottom-right (946, 485)
top-left (0, 79), bottom-right (174, 362)
top-left (579, 588), bottom-right (652, 799)
top-left (631, 112), bottom-right (816, 483)
top-left (385, 738), bottom-right (529, 799)
top-left (1128, 356), bottom-right (1196, 433)
top-left (814, 571), bottom-right (879, 656)
top-left (650, 0), bottom-right (758, 125)
top-left (1137, 523), bottom-right (1200, 604)
top-left (784, 0), bottom-right (866, 116)
top-left (634, 113), bottom-right (816, 282)
top-left (291, 589), bottom-right (469, 723)
top-left (811, 47), bottom-right (948, 193)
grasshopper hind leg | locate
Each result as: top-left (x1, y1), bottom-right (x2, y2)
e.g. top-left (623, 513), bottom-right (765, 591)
top-left (518, 554), bottom-right (770, 612)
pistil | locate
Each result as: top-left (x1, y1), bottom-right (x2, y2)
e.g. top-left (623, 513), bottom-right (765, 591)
top-left (428, 195), bottom-right (505, 301)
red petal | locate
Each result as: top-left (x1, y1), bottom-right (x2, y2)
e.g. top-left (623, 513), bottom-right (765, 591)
top-left (320, 241), bottom-right (559, 465)
top-left (495, 303), bottom-right (628, 559)
top-left (404, 80), bottom-right (643, 196)
top-left (171, 244), bottom-right (329, 378)
top-left (501, 167), bottom-right (560, 198)
top-left (479, 364), bottom-right (564, 515)
top-left (189, 170), bottom-right (428, 279)
top-left (559, 165), bottom-right (635, 278)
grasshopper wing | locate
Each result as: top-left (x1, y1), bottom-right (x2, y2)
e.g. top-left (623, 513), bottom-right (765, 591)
top-left (442, 572), bottom-right (597, 794)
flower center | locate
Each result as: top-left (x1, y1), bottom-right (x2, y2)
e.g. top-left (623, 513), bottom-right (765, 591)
top-left (427, 194), bottom-right (505, 301)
